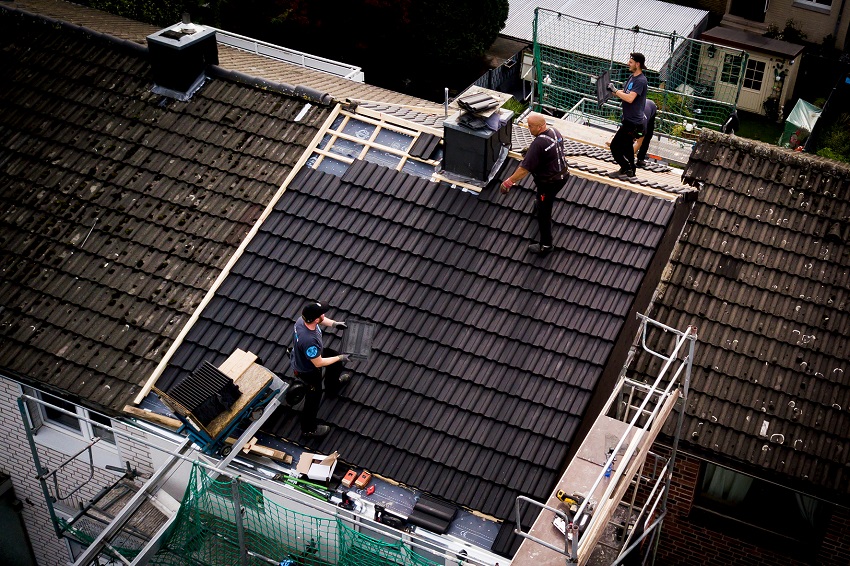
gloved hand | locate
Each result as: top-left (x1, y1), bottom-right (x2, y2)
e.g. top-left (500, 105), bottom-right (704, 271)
top-left (333, 321), bottom-right (347, 330)
top-left (500, 179), bottom-right (514, 194)
top-left (607, 82), bottom-right (617, 93)
top-left (338, 353), bottom-right (350, 362)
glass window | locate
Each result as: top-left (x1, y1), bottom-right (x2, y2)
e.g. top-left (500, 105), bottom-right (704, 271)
top-left (720, 54), bottom-right (743, 84)
top-left (797, 0), bottom-right (832, 5)
top-left (42, 393), bottom-right (81, 432)
top-left (693, 463), bottom-right (828, 553)
top-left (743, 59), bottom-right (766, 90)
top-left (90, 412), bottom-right (115, 445)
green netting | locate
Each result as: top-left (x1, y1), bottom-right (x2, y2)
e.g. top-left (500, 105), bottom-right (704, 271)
top-left (59, 517), bottom-right (144, 560)
top-left (532, 8), bottom-right (749, 140)
top-left (150, 463), bottom-right (441, 566)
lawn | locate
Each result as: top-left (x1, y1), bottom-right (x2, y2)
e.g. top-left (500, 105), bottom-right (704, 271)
top-left (736, 110), bottom-right (784, 144)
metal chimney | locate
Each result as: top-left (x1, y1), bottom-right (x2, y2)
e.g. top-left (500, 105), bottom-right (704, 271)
top-left (146, 15), bottom-right (218, 100)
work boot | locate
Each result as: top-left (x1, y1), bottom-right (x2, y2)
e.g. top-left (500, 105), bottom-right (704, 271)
top-left (528, 244), bottom-right (554, 256)
top-left (303, 425), bottom-right (331, 438)
top-left (636, 159), bottom-right (647, 168)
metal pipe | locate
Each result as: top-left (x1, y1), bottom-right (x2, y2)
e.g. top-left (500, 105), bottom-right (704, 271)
top-left (17, 398), bottom-right (63, 538)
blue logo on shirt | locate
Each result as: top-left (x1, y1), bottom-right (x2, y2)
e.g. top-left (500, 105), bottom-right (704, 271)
top-left (306, 346), bottom-right (319, 358)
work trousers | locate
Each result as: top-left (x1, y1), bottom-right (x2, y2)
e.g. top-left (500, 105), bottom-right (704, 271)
top-left (636, 118), bottom-right (655, 162)
top-left (296, 348), bottom-right (345, 433)
top-left (611, 120), bottom-right (643, 171)
top-left (535, 178), bottom-right (568, 247)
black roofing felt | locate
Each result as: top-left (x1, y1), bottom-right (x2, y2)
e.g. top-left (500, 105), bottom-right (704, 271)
top-left (160, 158), bottom-right (678, 520)
top-left (629, 130), bottom-right (850, 501)
top-left (0, 10), bottom-right (330, 412)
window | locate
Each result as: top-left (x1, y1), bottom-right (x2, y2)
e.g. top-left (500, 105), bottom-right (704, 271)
top-left (38, 392), bottom-right (116, 445)
top-left (720, 54), bottom-right (743, 84)
top-left (743, 59), bottom-right (766, 90)
top-left (692, 463), bottom-right (829, 556)
top-left (795, 0), bottom-right (832, 6)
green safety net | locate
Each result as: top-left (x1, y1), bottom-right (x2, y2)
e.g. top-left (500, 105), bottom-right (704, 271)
top-left (150, 462), bottom-right (441, 566)
top-left (532, 8), bottom-right (749, 140)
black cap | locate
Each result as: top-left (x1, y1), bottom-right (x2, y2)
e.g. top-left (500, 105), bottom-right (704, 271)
top-left (302, 301), bottom-right (329, 322)
top-left (630, 52), bottom-right (646, 69)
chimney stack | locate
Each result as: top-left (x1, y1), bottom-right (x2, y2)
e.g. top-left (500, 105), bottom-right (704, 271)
top-left (146, 14), bottom-right (218, 100)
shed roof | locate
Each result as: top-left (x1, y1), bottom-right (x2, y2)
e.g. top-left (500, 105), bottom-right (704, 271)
top-left (701, 26), bottom-right (805, 60)
top-left (628, 130), bottom-right (850, 501)
top-left (0, 9), bottom-right (332, 411)
top-left (501, 0), bottom-right (709, 70)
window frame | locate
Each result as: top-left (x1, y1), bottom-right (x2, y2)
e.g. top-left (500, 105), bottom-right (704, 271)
top-left (742, 59), bottom-right (766, 91)
top-left (37, 392), bottom-right (117, 447)
top-left (690, 462), bottom-right (829, 557)
top-left (720, 53), bottom-right (743, 84)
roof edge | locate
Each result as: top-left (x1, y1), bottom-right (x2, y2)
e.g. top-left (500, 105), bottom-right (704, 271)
top-left (0, 4), bottom-right (146, 56)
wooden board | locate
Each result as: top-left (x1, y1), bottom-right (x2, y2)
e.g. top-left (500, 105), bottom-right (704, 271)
top-left (206, 363), bottom-right (274, 438)
top-left (218, 348), bottom-right (257, 380)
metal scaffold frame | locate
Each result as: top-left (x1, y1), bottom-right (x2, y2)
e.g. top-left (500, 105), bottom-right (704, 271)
top-left (513, 315), bottom-right (697, 565)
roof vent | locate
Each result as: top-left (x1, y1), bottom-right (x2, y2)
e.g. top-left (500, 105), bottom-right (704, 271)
top-left (147, 14), bottom-right (218, 100)
top-left (442, 93), bottom-right (513, 182)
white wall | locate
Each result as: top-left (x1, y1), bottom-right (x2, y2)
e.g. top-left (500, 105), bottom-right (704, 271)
top-left (0, 377), bottom-right (158, 566)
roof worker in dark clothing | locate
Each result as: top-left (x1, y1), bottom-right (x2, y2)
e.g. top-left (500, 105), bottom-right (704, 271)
top-left (291, 301), bottom-right (350, 438)
top-left (634, 98), bottom-right (657, 168)
top-left (607, 52), bottom-right (648, 178)
top-left (500, 112), bottom-right (570, 257)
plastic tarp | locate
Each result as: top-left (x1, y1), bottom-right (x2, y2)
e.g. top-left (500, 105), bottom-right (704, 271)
top-left (780, 99), bottom-right (822, 149)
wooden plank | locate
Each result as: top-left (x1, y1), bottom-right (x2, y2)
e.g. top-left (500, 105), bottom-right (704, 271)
top-left (206, 364), bottom-right (274, 438)
top-left (218, 348), bottom-right (257, 380)
top-left (224, 437), bottom-right (293, 464)
top-left (122, 405), bottom-right (182, 429)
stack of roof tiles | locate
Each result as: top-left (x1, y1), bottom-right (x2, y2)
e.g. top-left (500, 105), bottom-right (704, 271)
top-left (160, 157), bottom-right (683, 523)
top-left (629, 129), bottom-right (850, 501)
top-left (0, 9), bottom-right (331, 411)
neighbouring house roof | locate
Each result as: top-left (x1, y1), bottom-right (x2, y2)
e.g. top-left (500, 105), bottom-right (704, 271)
top-left (629, 130), bottom-right (850, 502)
top-left (701, 26), bottom-right (805, 60)
top-left (0, 9), bottom-right (333, 412)
top-left (501, 0), bottom-right (709, 70)
top-left (10, 0), bottom-right (444, 113)
top-left (155, 148), bottom-right (686, 523)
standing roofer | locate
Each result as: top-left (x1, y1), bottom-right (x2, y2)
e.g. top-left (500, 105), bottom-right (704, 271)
top-left (500, 112), bottom-right (570, 256)
top-left (634, 98), bottom-right (657, 168)
top-left (291, 301), bottom-right (350, 438)
top-left (607, 52), bottom-right (648, 178)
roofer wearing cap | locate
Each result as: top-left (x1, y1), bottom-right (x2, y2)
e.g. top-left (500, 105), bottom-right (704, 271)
top-left (607, 52), bottom-right (648, 178)
top-left (291, 301), bottom-right (350, 438)
top-left (500, 112), bottom-right (569, 257)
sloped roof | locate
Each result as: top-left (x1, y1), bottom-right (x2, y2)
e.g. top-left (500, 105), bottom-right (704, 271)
top-left (0, 9), bottom-right (332, 411)
top-left (629, 130), bottom-right (850, 500)
top-left (11, 0), bottom-right (443, 113)
top-left (157, 156), bottom-right (682, 521)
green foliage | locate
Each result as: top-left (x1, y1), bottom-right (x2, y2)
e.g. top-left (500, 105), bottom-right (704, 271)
top-left (410, 0), bottom-right (509, 66)
top-left (501, 97), bottom-right (527, 115)
top-left (762, 96), bottom-right (781, 122)
top-left (817, 113), bottom-right (850, 163)
top-left (764, 19), bottom-right (807, 44)
top-left (83, 0), bottom-right (204, 27)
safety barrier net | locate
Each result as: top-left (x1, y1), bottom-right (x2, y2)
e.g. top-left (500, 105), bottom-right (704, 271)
top-left (533, 8), bottom-right (749, 139)
top-left (149, 462), bottom-right (441, 566)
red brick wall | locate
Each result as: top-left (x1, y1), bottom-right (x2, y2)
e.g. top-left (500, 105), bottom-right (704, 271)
top-left (651, 446), bottom-right (850, 566)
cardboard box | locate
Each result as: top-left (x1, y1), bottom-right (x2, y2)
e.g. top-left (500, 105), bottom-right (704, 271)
top-left (296, 451), bottom-right (339, 482)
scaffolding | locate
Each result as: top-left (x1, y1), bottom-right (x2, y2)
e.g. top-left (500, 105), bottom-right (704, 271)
top-left (512, 315), bottom-right (697, 565)
top-left (532, 8), bottom-right (748, 141)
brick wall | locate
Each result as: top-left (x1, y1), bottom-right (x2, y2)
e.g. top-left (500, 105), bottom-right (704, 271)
top-left (0, 377), bottom-right (158, 566)
top-left (651, 445), bottom-right (850, 565)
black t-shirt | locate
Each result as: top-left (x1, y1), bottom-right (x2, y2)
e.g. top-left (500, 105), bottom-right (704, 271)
top-left (520, 127), bottom-right (568, 184)
top-left (291, 317), bottom-right (322, 373)
top-left (622, 72), bottom-right (648, 125)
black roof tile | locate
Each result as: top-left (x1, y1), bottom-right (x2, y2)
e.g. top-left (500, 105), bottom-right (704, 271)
top-left (0, 11), bottom-right (331, 412)
top-left (164, 153), bottom-right (679, 519)
top-left (630, 130), bottom-right (850, 502)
